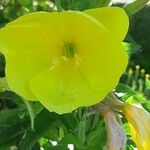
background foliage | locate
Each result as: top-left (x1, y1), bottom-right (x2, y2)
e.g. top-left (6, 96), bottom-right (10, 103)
top-left (0, 0), bottom-right (150, 150)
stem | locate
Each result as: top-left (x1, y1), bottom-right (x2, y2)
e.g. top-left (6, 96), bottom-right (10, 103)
top-left (23, 100), bottom-right (35, 131)
top-left (103, 92), bottom-right (124, 110)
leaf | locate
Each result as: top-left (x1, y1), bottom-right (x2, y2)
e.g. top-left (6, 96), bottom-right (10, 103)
top-left (116, 83), bottom-right (137, 95)
top-left (124, 0), bottom-right (149, 15)
top-left (32, 101), bottom-right (44, 115)
top-left (0, 108), bottom-right (28, 145)
top-left (123, 42), bottom-right (140, 56)
top-left (58, 133), bottom-right (84, 149)
top-left (0, 90), bottom-right (24, 107)
top-left (67, 0), bottom-right (90, 10)
top-left (64, 0), bottom-right (105, 11)
top-left (18, 0), bottom-right (32, 7)
top-left (0, 108), bottom-right (25, 122)
top-left (116, 83), bottom-right (147, 103)
top-left (77, 120), bottom-right (86, 144)
top-left (146, 79), bottom-right (150, 89)
top-left (60, 113), bottom-right (78, 131)
top-left (0, 139), bottom-right (18, 150)
top-left (49, 144), bottom-right (69, 150)
top-left (55, 0), bottom-right (62, 12)
top-left (126, 145), bottom-right (135, 150)
top-left (0, 53), bottom-right (5, 77)
top-left (99, 0), bottom-right (111, 7)
top-left (91, 113), bottom-right (100, 130)
top-left (142, 102), bottom-right (150, 112)
top-left (86, 124), bottom-right (106, 150)
top-left (0, 78), bottom-right (9, 92)
top-left (18, 109), bottom-right (59, 150)
top-left (44, 128), bottom-right (59, 141)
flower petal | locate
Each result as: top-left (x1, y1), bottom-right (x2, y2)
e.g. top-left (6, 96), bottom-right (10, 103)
top-left (103, 109), bottom-right (126, 150)
top-left (124, 104), bottom-right (150, 149)
top-left (84, 7), bottom-right (129, 41)
top-left (5, 51), bottom-right (52, 100)
top-left (80, 38), bottom-right (128, 95)
top-left (0, 13), bottom-right (61, 99)
top-left (29, 64), bottom-right (100, 114)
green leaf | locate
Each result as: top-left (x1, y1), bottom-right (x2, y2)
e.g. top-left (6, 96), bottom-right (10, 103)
top-left (64, 0), bottom-right (105, 11)
top-left (18, 109), bottom-right (59, 150)
top-left (17, 0), bottom-right (32, 7)
top-left (49, 144), bottom-right (68, 150)
top-left (123, 42), bottom-right (140, 56)
top-left (116, 83), bottom-right (137, 95)
top-left (44, 128), bottom-right (60, 141)
top-left (0, 91), bottom-right (24, 107)
top-left (91, 113), bottom-right (100, 130)
top-left (0, 53), bottom-right (5, 77)
top-left (142, 101), bottom-right (150, 112)
top-left (116, 83), bottom-right (147, 103)
top-left (124, 34), bottom-right (141, 56)
top-left (99, 0), bottom-right (111, 7)
top-left (87, 124), bottom-right (106, 149)
top-left (146, 78), bottom-right (150, 89)
top-left (67, 0), bottom-right (89, 10)
top-left (60, 113), bottom-right (78, 131)
top-left (58, 133), bottom-right (84, 149)
top-left (124, 0), bottom-right (149, 15)
top-left (55, 0), bottom-right (62, 12)
top-left (77, 120), bottom-right (86, 144)
top-left (0, 108), bottom-right (28, 145)
top-left (0, 78), bottom-right (10, 92)
top-left (0, 108), bottom-right (25, 121)
top-left (0, 140), bottom-right (18, 150)
top-left (32, 101), bottom-right (44, 115)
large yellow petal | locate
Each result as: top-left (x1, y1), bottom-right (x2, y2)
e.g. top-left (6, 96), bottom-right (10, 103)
top-left (80, 37), bottom-right (128, 95)
top-left (29, 63), bottom-right (100, 114)
top-left (5, 51), bottom-right (52, 100)
top-left (0, 17), bottom-right (60, 99)
top-left (84, 7), bottom-right (129, 41)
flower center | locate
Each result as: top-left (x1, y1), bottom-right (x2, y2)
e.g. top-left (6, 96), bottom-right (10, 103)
top-left (63, 43), bottom-right (77, 58)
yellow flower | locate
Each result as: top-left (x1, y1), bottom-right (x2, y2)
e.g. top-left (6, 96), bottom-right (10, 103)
top-left (0, 7), bottom-right (129, 114)
top-left (123, 104), bottom-right (150, 150)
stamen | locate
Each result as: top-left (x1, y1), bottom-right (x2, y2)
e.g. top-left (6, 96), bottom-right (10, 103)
top-left (49, 58), bottom-right (59, 70)
top-left (63, 43), bottom-right (77, 58)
